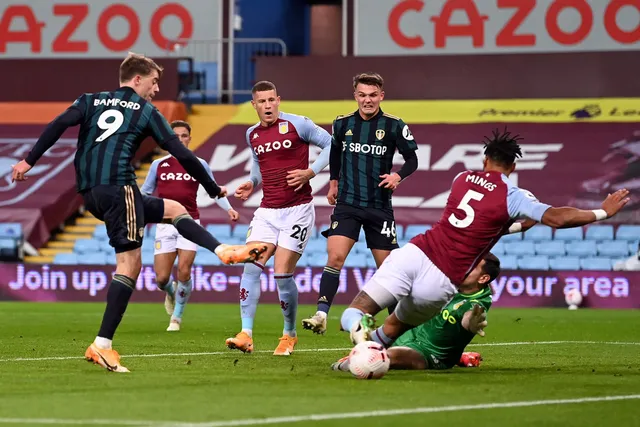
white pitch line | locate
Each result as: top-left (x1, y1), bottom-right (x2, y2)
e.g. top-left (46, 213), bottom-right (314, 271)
top-left (0, 347), bottom-right (353, 363)
top-left (0, 341), bottom-right (638, 363)
top-left (1, 394), bottom-right (639, 426)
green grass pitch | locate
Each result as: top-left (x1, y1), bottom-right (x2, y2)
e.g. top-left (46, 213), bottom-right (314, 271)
top-left (0, 302), bottom-right (639, 426)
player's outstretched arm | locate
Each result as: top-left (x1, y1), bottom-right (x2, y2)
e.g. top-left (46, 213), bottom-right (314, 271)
top-left (461, 305), bottom-right (488, 337)
top-left (13, 101), bottom-right (84, 181)
top-left (541, 189), bottom-right (630, 228)
top-left (201, 158), bottom-right (238, 220)
top-left (147, 109), bottom-right (221, 198)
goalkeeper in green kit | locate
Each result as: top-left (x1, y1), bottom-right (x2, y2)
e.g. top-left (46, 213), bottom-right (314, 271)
top-left (332, 253), bottom-right (499, 371)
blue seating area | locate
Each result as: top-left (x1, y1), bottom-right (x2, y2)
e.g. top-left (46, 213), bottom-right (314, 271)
top-left (5, 221), bottom-right (630, 270)
top-left (0, 223), bottom-right (23, 260)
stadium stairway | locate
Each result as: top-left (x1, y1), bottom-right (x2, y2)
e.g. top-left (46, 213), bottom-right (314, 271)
top-left (25, 105), bottom-right (238, 264)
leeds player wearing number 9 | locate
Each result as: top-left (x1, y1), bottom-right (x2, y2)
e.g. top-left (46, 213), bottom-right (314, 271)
top-left (11, 53), bottom-right (267, 373)
top-left (339, 128), bottom-right (631, 349)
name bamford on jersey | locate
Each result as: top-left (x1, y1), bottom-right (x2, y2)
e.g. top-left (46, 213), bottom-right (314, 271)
top-left (465, 173), bottom-right (498, 191)
top-left (93, 98), bottom-right (141, 110)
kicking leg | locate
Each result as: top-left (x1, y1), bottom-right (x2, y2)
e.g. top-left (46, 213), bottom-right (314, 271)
top-left (273, 246), bottom-right (302, 356)
top-left (162, 199), bottom-right (267, 264)
top-left (303, 235), bottom-right (356, 334)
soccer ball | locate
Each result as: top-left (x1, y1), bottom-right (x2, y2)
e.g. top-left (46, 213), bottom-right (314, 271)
top-left (565, 288), bottom-right (583, 310)
top-left (348, 341), bottom-right (390, 380)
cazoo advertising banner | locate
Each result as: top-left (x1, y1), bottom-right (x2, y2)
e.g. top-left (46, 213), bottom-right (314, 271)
top-left (353, 0), bottom-right (640, 56)
top-left (0, 0), bottom-right (222, 58)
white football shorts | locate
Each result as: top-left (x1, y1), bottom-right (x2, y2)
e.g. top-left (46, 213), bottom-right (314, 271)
top-left (362, 243), bottom-right (457, 326)
top-left (154, 220), bottom-right (200, 255)
top-left (246, 201), bottom-right (315, 254)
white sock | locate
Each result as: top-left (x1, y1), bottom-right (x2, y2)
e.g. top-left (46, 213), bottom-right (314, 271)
top-left (241, 328), bottom-right (253, 337)
top-left (315, 311), bottom-right (327, 320)
top-left (94, 336), bottom-right (112, 350)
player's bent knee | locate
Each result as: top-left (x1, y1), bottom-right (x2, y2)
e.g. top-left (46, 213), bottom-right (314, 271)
top-left (243, 262), bottom-right (264, 277)
top-left (326, 251), bottom-right (348, 269)
top-left (163, 199), bottom-right (187, 220)
top-left (354, 283), bottom-right (396, 312)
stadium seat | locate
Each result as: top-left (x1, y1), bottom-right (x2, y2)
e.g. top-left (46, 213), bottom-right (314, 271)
top-left (0, 237), bottom-right (18, 258)
top-left (0, 223), bottom-right (22, 239)
top-left (500, 231), bottom-right (522, 242)
top-left (534, 241), bottom-right (566, 256)
top-left (395, 224), bottom-right (404, 240)
top-left (491, 241), bottom-right (505, 255)
top-left (307, 251), bottom-right (328, 267)
top-left (365, 252), bottom-right (377, 267)
top-left (404, 224), bottom-right (430, 239)
top-left (565, 240), bottom-right (597, 257)
top-left (54, 253), bottom-right (79, 265)
top-left (629, 241), bottom-right (639, 255)
top-left (549, 256), bottom-right (581, 271)
top-left (0, 237), bottom-right (16, 250)
top-left (616, 225), bottom-right (640, 241)
top-left (504, 241), bottom-right (535, 256)
top-left (105, 253), bottom-right (117, 265)
top-left (344, 253), bottom-right (367, 268)
top-left (74, 238), bottom-right (100, 254)
top-left (554, 227), bottom-right (584, 241)
top-left (585, 224), bottom-right (614, 241)
top-left (305, 239), bottom-right (325, 254)
top-left (195, 251), bottom-right (220, 266)
top-left (517, 255), bottom-right (550, 270)
top-left (100, 240), bottom-right (112, 253)
top-left (78, 252), bottom-right (107, 265)
top-left (232, 224), bottom-right (250, 240)
top-left (499, 255), bottom-right (518, 270)
top-left (206, 224), bottom-right (232, 239)
top-left (580, 257), bottom-right (612, 271)
top-left (597, 240), bottom-right (631, 257)
top-left (93, 224), bottom-right (108, 240)
top-left (523, 225), bottom-right (553, 241)
top-left (398, 239), bottom-right (410, 248)
top-left (353, 241), bottom-right (368, 254)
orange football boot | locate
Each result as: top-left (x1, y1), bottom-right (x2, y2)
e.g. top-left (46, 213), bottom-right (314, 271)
top-left (225, 332), bottom-right (254, 353)
top-left (84, 343), bottom-right (130, 373)
top-left (215, 243), bottom-right (267, 265)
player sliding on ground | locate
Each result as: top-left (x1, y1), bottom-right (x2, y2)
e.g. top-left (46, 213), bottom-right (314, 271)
top-left (339, 128), bottom-right (630, 349)
top-left (11, 53), bottom-right (266, 373)
top-left (141, 120), bottom-right (240, 331)
top-left (332, 253), bottom-right (499, 372)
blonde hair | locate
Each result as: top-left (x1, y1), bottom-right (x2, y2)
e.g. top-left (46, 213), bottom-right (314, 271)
top-left (119, 52), bottom-right (163, 83)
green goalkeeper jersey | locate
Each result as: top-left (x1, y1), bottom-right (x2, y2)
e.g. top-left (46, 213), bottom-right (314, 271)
top-left (393, 286), bottom-right (493, 369)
